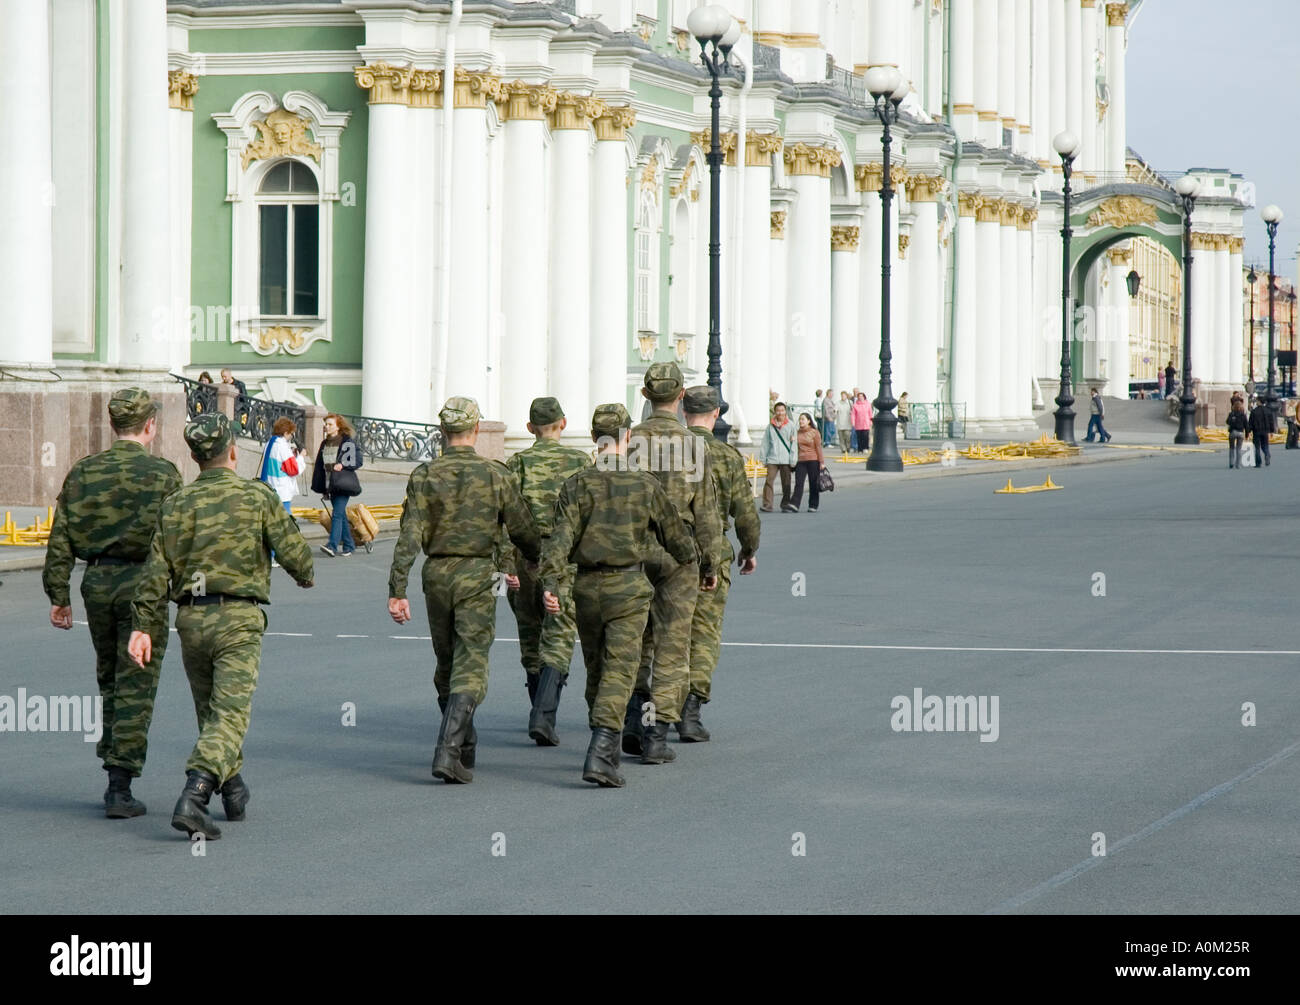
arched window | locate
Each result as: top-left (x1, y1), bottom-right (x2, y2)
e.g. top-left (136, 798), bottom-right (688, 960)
top-left (257, 160), bottom-right (319, 317)
top-left (635, 191), bottom-right (660, 333)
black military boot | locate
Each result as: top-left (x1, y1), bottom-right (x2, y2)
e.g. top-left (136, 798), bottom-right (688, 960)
top-left (676, 693), bottom-right (711, 743)
top-left (582, 727), bottom-right (625, 788)
top-left (220, 773), bottom-right (251, 821)
top-left (439, 695), bottom-right (476, 769)
top-left (640, 721), bottom-right (676, 764)
top-left (104, 766), bottom-right (146, 819)
top-left (432, 693), bottom-right (477, 784)
top-left (528, 664), bottom-right (565, 747)
top-left (526, 674), bottom-right (539, 705)
top-left (170, 769), bottom-right (222, 839)
top-left (622, 691), bottom-right (649, 756)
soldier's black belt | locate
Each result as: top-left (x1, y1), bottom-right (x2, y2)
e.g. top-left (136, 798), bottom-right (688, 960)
top-left (176, 593), bottom-right (260, 607)
top-left (577, 563), bottom-right (643, 574)
top-left (86, 556), bottom-right (142, 567)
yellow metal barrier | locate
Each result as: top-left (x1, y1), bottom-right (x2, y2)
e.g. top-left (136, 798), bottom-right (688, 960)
top-left (995, 475), bottom-right (1062, 494)
top-left (1, 506), bottom-right (55, 547)
top-left (1195, 426), bottom-right (1284, 444)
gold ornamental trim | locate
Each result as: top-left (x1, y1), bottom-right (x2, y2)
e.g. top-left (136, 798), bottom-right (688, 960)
top-left (831, 226), bottom-right (860, 252)
top-left (1015, 205), bottom-right (1038, 231)
top-left (855, 162), bottom-right (883, 193)
top-left (897, 233), bottom-right (910, 259)
top-left (551, 91), bottom-right (605, 130)
top-left (770, 210), bottom-right (787, 239)
top-left (453, 67), bottom-right (503, 109)
top-left (976, 197), bottom-right (1001, 224)
top-left (241, 109), bottom-right (321, 169)
top-left (754, 30), bottom-right (822, 49)
top-left (252, 326), bottom-right (312, 354)
top-left (501, 81), bottom-right (557, 121)
top-left (1105, 245), bottom-right (1132, 265)
top-left (784, 142), bottom-right (840, 178)
top-left (957, 192), bottom-right (984, 218)
top-left (594, 105), bottom-right (636, 141)
top-left (1228, 236), bottom-right (1244, 254)
top-left (1106, 2), bottom-right (1130, 27)
top-left (998, 200), bottom-right (1021, 227)
top-left (976, 110), bottom-right (998, 122)
top-left (745, 131), bottom-right (784, 167)
top-left (409, 69), bottom-right (443, 109)
top-left (168, 70), bottom-right (199, 111)
top-left (1018, 124), bottom-right (1032, 134)
top-left (905, 173), bottom-right (945, 203)
top-left (1081, 0), bottom-right (1096, 8)
top-left (354, 62), bottom-right (413, 105)
top-left (670, 160), bottom-right (696, 200)
top-left (1001, 116), bottom-right (1016, 129)
top-left (951, 103), bottom-right (976, 115)
top-left (1085, 195), bottom-right (1159, 230)
top-left (691, 129), bottom-right (739, 167)
top-left (891, 165), bottom-right (912, 192)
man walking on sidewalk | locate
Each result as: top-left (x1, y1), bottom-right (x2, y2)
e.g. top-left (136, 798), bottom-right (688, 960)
top-left (759, 402), bottom-right (796, 512)
top-left (1249, 396), bottom-right (1275, 467)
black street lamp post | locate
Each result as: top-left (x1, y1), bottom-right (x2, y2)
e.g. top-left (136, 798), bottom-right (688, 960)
top-left (1247, 267), bottom-right (1256, 384)
top-left (1052, 131), bottom-right (1080, 445)
top-left (864, 65), bottom-right (909, 472)
top-left (1173, 175), bottom-right (1200, 444)
top-left (688, 4), bottom-right (740, 444)
top-left (1262, 204), bottom-right (1284, 417)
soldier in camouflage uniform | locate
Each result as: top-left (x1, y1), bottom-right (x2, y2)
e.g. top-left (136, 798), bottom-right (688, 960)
top-left (681, 386), bottom-right (760, 741)
top-left (388, 396), bottom-right (541, 784)
top-left (624, 362), bottom-right (722, 763)
top-left (42, 388), bottom-right (182, 818)
top-left (128, 413), bottom-right (314, 840)
top-left (540, 404), bottom-right (697, 787)
top-left (501, 396), bottom-right (591, 746)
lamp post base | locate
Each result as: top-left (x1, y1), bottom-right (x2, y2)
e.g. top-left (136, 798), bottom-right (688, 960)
top-left (1174, 396), bottom-right (1199, 444)
top-left (865, 413), bottom-right (903, 472)
top-left (1053, 405), bottom-right (1076, 446)
top-left (713, 413), bottom-right (731, 444)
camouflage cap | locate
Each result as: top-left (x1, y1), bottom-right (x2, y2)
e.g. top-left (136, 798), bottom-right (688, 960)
top-left (643, 361), bottom-right (684, 403)
top-left (439, 396), bottom-right (481, 433)
top-left (184, 412), bottom-right (234, 462)
top-left (591, 403), bottom-right (632, 437)
top-left (529, 396), bottom-right (565, 426)
top-left (683, 384), bottom-right (720, 414)
top-left (107, 387), bottom-right (158, 428)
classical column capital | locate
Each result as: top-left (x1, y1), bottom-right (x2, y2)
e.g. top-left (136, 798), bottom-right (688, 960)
top-left (771, 210), bottom-right (787, 239)
top-left (784, 142), bottom-right (841, 178)
top-left (831, 225), bottom-right (860, 252)
top-left (453, 66), bottom-right (503, 108)
top-left (976, 197), bottom-right (1001, 224)
top-left (168, 69), bottom-right (199, 111)
top-left (957, 192), bottom-right (984, 218)
top-left (898, 233), bottom-right (911, 259)
top-left (593, 104), bottom-right (636, 140)
top-left (1016, 205), bottom-right (1038, 230)
top-left (745, 131), bottom-right (784, 167)
top-left (409, 69), bottom-right (444, 109)
top-left (1105, 2), bottom-right (1130, 26)
top-left (1228, 236), bottom-right (1244, 254)
top-left (854, 162), bottom-right (883, 192)
top-left (1189, 231), bottom-right (1220, 251)
top-left (691, 128), bottom-right (739, 166)
top-left (1081, 0), bottom-right (1097, 8)
top-left (905, 173), bottom-right (946, 202)
top-left (891, 165), bottom-right (912, 191)
top-left (550, 91), bottom-right (605, 130)
top-left (997, 199), bottom-right (1020, 227)
top-left (1105, 245), bottom-right (1132, 265)
top-left (354, 62), bottom-right (413, 105)
top-left (502, 81), bottom-right (558, 121)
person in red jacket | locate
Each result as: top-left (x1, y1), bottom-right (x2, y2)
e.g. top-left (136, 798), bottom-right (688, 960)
top-left (788, 412), bottom-right (827, 513)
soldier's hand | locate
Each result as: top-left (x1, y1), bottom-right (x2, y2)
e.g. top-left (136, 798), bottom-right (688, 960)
top-left (389, 597), bottom-right (411, 624)
top-left (50, 605), bottom-right (73, 630)
top-left (504, 574), bottom-right (520, 591)
top-left (701, 575), bottom-right (718, 591)
top-left (298, 579), bottom-right (314, 589)
top-left (127, 631), bottom-right (151, 667)
top-left (738, 556), bottom-right (757, 575)
top-left (542, 590), bottom-right (561, 614)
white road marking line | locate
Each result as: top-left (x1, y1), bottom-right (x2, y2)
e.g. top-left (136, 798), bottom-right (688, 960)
top-left (265, 632), bottom-right (313, 637)
top-left (717, 642), bottom-right (1300, 656)
top-left (390, 635), bottom-right (431, 640)
top-left (336, 634), bottom-right (369, 638)
top-left (989, 738), bottom-right (1300, 914)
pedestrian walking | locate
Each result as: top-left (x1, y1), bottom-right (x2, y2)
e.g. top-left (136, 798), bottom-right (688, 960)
top-left (258, 417), bottom-right (301, 516)
top-left (42, 388), bottom-right (182, 819)
top-left (1249, 397), bottom-right (1275, 467)
top-left (539, 403), bottom-right (700, 787)
top-left (1226, 397), bottom-right (1248, 469)
top-left (312, 413), bottom-right (363, 557)
top-left (759, 401), bottom-right (796, 511)
top-left (821, 388), bottom-right (837, 446)
top-left (127, 412), bottom-right (314, 839)
top-left (387, 397), bottom-right (541, 784)
top-left (813, 390), bottom-right (825, 442)
top-left (836, 391), bottom-right (852, 453)
top-left (851, 392), bottom-right (872, 452)
top-left (1085, 388), bottom-right (1112, 443)
top-left (789, 412), bottom-right (827, 513)
top-left (625, 362), bottom-right (722, 764)
top-left (1164, 361), bottom-right (1177, 399)
top-left (682, 386), bottom-right (759, 742)
top-left (1156, 370), bottom-right (1165, 399)
top-left (502, 396), bottom-right (592, 746)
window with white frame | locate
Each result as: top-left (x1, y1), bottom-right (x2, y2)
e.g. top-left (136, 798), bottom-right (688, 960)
top-left (257, 160), bottom-right (320, 317)
top-left (635, 192), bottom-right (659, 333)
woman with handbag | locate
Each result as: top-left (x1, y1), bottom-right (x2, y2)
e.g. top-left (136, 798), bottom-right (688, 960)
top-left (259, 416), bottom-right (303, 567)
top-left (312, 413), bottom-right (364, 557)
top-left (788, 411), bottom-right (827, 513)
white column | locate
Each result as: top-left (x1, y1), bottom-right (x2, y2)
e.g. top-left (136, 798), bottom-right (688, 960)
top-left (952, 200), bottom-right (979, 424)
top-left (907, 190), bottom-right (941, 402)
top-left (1065, 0), bottom-right (1082, 156)
top-left (858, 170), bottom-right (883, 396)
top-left (784, 148), bottom-right (831, 404)
top-left (950, 0), bottom-right (976, 141)
top-left (769, 203), bottom-right (790, 398)
top-left (892, 204), bottom-right (911, 404)
top-left (975, 198), bottom-right (1002, 425)
top-left (120, 0), bottom-right (171, 367)
top-left (830, 224), bottom-right (860, 396)
top-left (1228, 239), bottom-right (1244, 387)
top-left (867, 0), bottom-right (899, 66)
top-left (500, 84), bottom-right (552, 436)
top-left (1104, 250), bottom-right (1132, 397)
top-left (0, 0), bottom-right (53, 364)
top-left (974, 0), bottom-right (1000, 147)
top-left (1214, 242), bottom-right (1231, 384)
top-left (741, 140), bottom-right (775, 434)
top-left (1015, 0), bottom-right (1032, 156)
top-left (167, 72), bottom-right (196, 374)
top-left (1016, 211), bottom-right (1035, 417)
top-left (1190, 240), bottom-right (1213, 395)
top-left (999, 203), bottom-right (1019, 420)
top-left (408, 74), bottom-right (440, 423)
top-left (591, 106), bottom-right (633, 421)
top-left (358, 68), bottom-right (411, 418)
top-left (997, 0), bottom-right (1016, 148)
top-left (1032, 0), bottom-right (1050, 164)
top-left (549, 94), bottom-right (596, 434)
top-left (1049, 0), bottom-right (1067, 159)
top-left (1104, 3), bottom-right (1127, 174)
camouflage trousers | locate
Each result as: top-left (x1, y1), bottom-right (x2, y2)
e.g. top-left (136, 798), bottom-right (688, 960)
top-left (81, 564), bottom-right (167, 776)
top-left (574, 569), bottom-right (655, 730)
top-left (176, 602), bottom-right (266, 785)
top-left (635, 545), bottom-right (701, 725)
top-left (508, 554), bottom-right (578, 678)
top-left (688, 543), bottom-right (734, 703)
top-left (423, 555), bottom-right (496, 704)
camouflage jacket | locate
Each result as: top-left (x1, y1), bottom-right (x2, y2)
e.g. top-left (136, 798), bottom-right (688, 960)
top-left (540, 467), bottom-right (695, 598)
top-left (689, 426), bottom-right (760, 564)
top-left (43, 440), bottom-right (183, 607)
top-left (500, 437), bottom-right (591, 574)
top-left (628, 412), bottom-right (721, 576)
top-left (389, 445), bottom-right (541, 599)
top-left (130, 468), bottom-right (314, 637)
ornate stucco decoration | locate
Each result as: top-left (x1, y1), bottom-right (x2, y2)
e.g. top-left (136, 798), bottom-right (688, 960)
top-left (957, 192), bottom-right (985, 218)
top-left (409, 69), bottom-right (444, 109)
top-left (594, 105), bottom-right (637, 141)
top-left (550, 92), bottom-right (605, 130)
top-left (905, 173), bottom-right (946, 202)
top-left (784, 142), bottom-right (841, 178)
top-left (501, 81), bottom-right (558, 121)
top-left (1086, 196), bottom-right (1159, 230)
top-left (830, 226), bottom-right (860, 252)
top-left (213, 91), bottom-right (350, 202)
top-left (674, 336), bottom-right (692, 363)
top-left (241, 109), bottom-right (322, 169)
top-left (354, 62), bottom-right (413, 105)
top-left (453, 67), bottom-right (504, 108)
top-left (897, 233), bottom-right (911, 258)
top-left (691, 129), bottom-right (740, 167)
top-left (1105, 244), bottom-right (1132, 265)
top-left (670, 160), bottom-right (697, 200)
top-left (637, 334), bottom-right (660, 362)
top-left (855, 162), bottom-right (884, 193)
top-left (168, 70), bottom-right (199, 111)
top-left (770, 210), bottom-right (787, 239)
top-left (745, 131), bottom-right (784, 167)
top-left (1106, 3), bottom-right (1130, 27)
top-left (250, 326), bottom-right (314, 355)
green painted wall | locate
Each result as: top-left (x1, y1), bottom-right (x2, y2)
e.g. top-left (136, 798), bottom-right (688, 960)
top-left (188, 27), bottom-right (364, 54)
top-left (321, 384), bottom-right (361, 416)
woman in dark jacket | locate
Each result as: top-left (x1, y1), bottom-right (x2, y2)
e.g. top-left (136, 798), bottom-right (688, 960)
top-left (313, 413), bottom-right (364, 556)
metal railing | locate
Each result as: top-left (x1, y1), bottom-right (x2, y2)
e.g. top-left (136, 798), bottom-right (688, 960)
top-left (178, 375), bottom-right (218, 418)
top-left (346, 414), bottom-right (444, 463)
top-left (174, 373), bottom-right (306, 445)
top-left (903, 402), bottom-right (967, 440)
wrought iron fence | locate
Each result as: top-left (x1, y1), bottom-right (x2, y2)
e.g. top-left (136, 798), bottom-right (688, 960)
top-left (173, 373), bottom-right (306, 444)
top-left (177, 374), bottom-right (218, 418)
top-left (904, 402), bottom-right (967, 440)
top-left (345, 414), bottom-right (444, 463)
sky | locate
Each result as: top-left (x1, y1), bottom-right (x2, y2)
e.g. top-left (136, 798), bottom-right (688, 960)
top-left (1126, 0), bottom-right (1299, 283)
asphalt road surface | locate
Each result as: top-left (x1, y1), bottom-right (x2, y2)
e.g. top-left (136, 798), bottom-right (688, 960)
top-left (2, 445), bottom-right (1296, 914)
